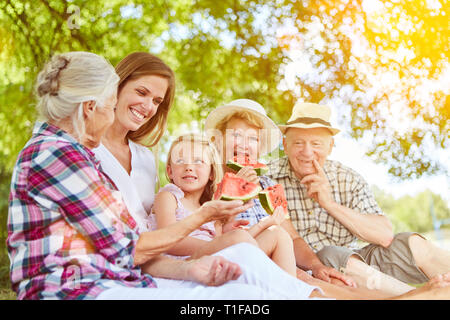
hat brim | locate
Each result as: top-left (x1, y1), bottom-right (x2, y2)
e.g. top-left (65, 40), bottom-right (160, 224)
top-left (205, 104), bottom-right (282, 156)
top-left (278, 123), bottom-right (340, 135)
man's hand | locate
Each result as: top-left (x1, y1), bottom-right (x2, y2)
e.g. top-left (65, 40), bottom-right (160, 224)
top-left (185, 255), bottom-right (242, 286)
top-left (300, 159), bottom-right (334, 210)
top-left (311, 263), bottom-right (357, 288)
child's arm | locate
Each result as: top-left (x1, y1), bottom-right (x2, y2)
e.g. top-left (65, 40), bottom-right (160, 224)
top-left (246, 206), bottom-right (286, 238)
top-left (153, 191), bottom-right (208, 257)
top-left (214, 220), bottom-right (223, 237)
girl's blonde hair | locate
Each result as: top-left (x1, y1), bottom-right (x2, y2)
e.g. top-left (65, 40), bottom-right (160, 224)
top-left (166, 133), bottom-right (223, 204)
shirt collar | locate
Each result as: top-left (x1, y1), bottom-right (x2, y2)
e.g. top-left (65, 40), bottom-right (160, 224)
top-left (33, 121), bottom-right (99, 166)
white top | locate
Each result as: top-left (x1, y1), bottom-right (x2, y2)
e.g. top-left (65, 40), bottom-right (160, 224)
top-left (93, 140), bottom-right (158, 233)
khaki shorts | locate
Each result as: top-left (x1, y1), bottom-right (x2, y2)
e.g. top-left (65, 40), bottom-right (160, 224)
top-left (316, 232), bottom-right (429, 284)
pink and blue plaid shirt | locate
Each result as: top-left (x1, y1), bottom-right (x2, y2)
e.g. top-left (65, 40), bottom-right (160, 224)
top-left (7, 122), bottom-right (156, 300)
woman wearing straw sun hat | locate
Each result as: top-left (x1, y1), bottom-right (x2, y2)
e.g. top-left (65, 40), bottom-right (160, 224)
top-left (205, 99), bottom-right (283, 224)
top-left (204, 99), bottom-right (356, 287)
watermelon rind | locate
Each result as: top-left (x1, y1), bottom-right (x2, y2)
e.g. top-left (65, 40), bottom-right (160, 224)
top-left (219, 185), bottom-right (262, 202)
top-left (226, 160), bottom-right (243, 172)
top-left (258, 190), bottom-right (275, 214)
top-left (226, 159), bottom-right (268, 176)
top-left (254, 166), bottom-right (268, 176)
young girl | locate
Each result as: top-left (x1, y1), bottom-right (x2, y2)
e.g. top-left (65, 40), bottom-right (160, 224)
top-left (150, 133), bottom-right (297, 277)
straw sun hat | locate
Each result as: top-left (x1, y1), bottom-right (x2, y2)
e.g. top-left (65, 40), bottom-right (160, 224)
top-left (278, 101), bottom-right (340, 135)
top-left (204, 99), bottom-right (282, 156)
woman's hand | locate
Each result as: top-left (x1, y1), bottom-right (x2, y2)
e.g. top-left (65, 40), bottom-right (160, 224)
top-left (311, 263), bottom-right (357, 288)
top-left (199, 199), bottom-right (254, 222)
top-left (184, 255), bottom-right (242, 286)
top-left (235, 167), bottom-right (259, 184)
top-left (134, 200), bottom-right (253, 266)
top-left (221, 219), bottom-right (250, 233)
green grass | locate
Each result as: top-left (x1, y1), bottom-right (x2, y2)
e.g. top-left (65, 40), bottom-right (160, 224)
top-left (0, 241), bottom-right (15, 300)
top-left (0, 288), bottom-right (15, 300)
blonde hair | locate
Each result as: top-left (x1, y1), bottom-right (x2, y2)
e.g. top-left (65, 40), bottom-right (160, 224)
top-left (209, 110), bottom-right (265, 160)
top-left (115, 52), bottom-right (176, 147)
top-left (214, 111), bottom-right (264, 133)
top-left (166, 133), bottom-right (223, 204)
top-left (35, 51), bottom-right (119, 139)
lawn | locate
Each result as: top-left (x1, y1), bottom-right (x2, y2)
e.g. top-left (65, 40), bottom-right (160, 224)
top-left (0, 243), bottom-right (15, 300)
top-left (0, 288), bottom-right (15, 300)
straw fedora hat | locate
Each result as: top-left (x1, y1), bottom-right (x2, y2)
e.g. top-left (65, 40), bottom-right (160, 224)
top-left (204, 99), bottom-right (282, 156)
top-left (278, 101), bottom-right (340, 135)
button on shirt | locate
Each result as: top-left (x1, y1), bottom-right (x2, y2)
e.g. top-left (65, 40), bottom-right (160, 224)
top-left (266, 156), bottom-right (384, 252)
top-left (7, 122), bottom-right (156, 300)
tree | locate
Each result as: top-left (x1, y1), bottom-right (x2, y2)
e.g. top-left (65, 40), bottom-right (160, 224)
top-left (0, 0), bottom-right (448, 218)
top-left (1, 0), bottom-right (447, 178)
top-left (373, 186), bottom-right (450, 234)
top-left (278, 0), bottom-right (449, 179)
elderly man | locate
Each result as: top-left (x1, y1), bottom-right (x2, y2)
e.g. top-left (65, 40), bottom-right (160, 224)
top-left (267, 101), bottom-right (450, 295)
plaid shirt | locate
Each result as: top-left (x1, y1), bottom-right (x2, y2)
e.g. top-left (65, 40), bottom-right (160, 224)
top-left (266, 156), bottom-right (384, 252)
top-left (235, 176), bottom-right (272, 226)
top-left (7, 122), bottom-right (156, 300)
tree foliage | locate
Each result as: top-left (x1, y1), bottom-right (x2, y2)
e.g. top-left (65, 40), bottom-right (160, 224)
top-left (373, 186), bottom-right (450, 234)
top-left (0, 0), bottom-right (448, 234)
top-left (1, 0), bottom-right (448, 178)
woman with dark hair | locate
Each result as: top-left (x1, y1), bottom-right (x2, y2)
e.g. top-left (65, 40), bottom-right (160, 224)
top-left (93, 52), bottom-right (176, 232)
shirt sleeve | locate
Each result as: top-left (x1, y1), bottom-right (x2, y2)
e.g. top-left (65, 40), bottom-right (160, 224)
top-left (28, 142), bottom-right (137, 266)
top-left (347, 171), bottom-right (384, 216)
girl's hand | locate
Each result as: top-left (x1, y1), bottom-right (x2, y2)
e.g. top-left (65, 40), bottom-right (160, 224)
top-left (235, 167), bottom-right (259, 184)
top-left (199, 199), bottom-right (254, 222)
top-left (185, 255), bottom-right (242, 286)
top-left (222, 219), bottom-right (250, 233)
top-left (272, 206), bottom-right (287, 225)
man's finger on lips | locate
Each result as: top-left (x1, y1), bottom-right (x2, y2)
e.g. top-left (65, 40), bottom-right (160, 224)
top-left (312, 159), bottom-right (326, 176)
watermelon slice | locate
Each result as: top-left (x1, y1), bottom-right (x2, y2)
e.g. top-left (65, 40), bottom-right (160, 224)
top-left (226, 155), bottom-right (268, 176)
top-left (258, 184), bottom-right (288, 215)
top-left (213, 172), bottom-right (262, 202)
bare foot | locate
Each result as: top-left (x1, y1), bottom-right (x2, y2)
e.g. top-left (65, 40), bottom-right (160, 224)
top-left (392, 272), bottom-right (450, 300)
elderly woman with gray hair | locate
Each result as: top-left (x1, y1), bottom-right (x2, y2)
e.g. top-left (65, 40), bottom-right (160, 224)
top-left (6, 51), bottom-right (332, 300)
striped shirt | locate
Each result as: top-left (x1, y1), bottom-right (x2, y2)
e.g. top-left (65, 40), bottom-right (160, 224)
top-left (266, 156), bottom-right (384, 252)
top-left (7, 122), bottom-right (156, 300)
